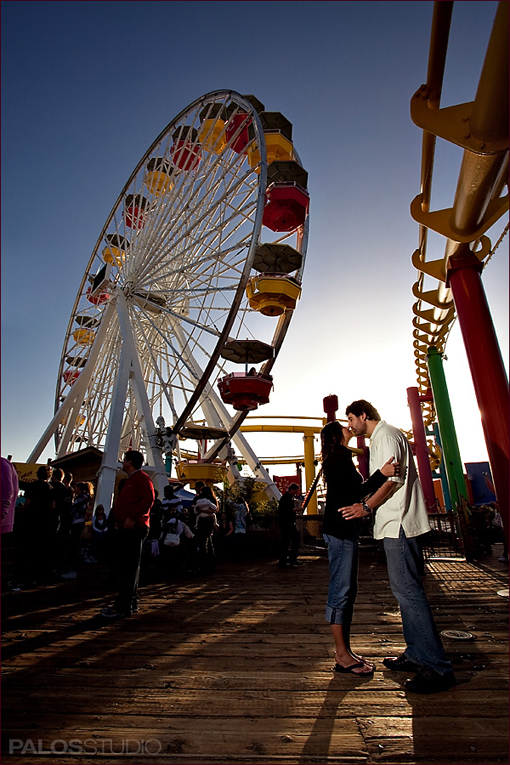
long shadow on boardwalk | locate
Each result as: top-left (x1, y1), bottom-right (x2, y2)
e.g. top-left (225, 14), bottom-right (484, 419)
top-left (2, 547), bottom-right (508, 764)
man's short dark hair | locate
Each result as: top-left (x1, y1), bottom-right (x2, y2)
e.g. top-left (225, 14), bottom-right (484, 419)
top-left (37, 465), bottom-right (52, 481)
top-left (288, 483), bottom-right (300, 492)
top-left (345, 400), bottom-right (381, 421)
top-left (51, 467), bottom-right (64, 481)
top-left (123, 450), bottom-right (144, 470)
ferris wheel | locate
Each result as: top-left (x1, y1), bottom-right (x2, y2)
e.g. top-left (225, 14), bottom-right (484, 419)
top-left (29, 90), bottom-right (309, 506)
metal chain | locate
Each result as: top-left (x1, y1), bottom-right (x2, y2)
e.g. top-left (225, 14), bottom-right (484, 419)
top-left (484, 222), bottom-right (509, 267)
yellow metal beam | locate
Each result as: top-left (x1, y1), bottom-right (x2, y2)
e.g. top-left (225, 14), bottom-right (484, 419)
top-left (240, 424), bottom-right (322, 435)
top-left (302, 431), bottom-right (318, 514)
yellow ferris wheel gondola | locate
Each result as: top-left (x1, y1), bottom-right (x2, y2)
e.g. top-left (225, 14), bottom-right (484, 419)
top-left (102, 234), bottom-right (129, 268)
top-left (247, 111), bottom-right (294, 172)
top-left (144, 157), bottom-right (174, 196)
top-left (175, 462), bottom-right (228, 487)
top-left (246, 242), bottom-right (303, 316)
top-left (198, 103), bottom-right (234, 154)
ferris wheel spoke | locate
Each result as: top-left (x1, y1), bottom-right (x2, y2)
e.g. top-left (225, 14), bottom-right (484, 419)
top-left (140, 224), bottom-right (252, 282)
top-left (132, 158), bottom-right (254, 281)
top-left (130, 307), bottom-right (200, 384)
top-left (136, 192), bottom-right (258, 286)
top-left (149, 284), bottom-right (239, 298)
top-left (179, 206), bottom-right (256, 274)
top-left (179, 185), bottom-right (258, 252)
top-left (54, 301), bottom-right (116, 456)
top-left (162, 139), bottom-right (256, 227)
top-left (142, 239), bottom-right (250, 292)
top-left (144, 167), bottom-right (257, 264)
top-left (75, 327), bottom-right (120, 449)
top-left (145, 303), bottom-right (222, 338)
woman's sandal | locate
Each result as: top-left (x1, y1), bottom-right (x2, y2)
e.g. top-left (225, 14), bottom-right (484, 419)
top-left (335, 651), bottom-right (375, 672)
top-left (351, 654), bottom-right (376, 670)
top-left (333, 661), bottom-right (374, 675)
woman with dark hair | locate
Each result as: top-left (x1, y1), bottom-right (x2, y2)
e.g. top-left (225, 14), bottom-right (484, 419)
top-left (320, 421), bottom-right (398, 675)
top-left (62, 481), bottom-right (94, 579)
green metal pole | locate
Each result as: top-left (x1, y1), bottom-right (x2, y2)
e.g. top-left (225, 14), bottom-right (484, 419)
top-left (427, 346), bottom-right (470, 510)
top-left (431, 422), bottom-right (452, 512)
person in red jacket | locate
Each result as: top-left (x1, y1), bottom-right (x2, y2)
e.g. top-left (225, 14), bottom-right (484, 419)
top-left (100, 450), bottom-right (154, 619)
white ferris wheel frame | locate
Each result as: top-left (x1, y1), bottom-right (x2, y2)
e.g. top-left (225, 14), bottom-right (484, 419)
top-left (28, 90), bottom-right (309, 509)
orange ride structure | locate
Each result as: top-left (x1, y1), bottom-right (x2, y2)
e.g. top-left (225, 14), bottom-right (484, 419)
top-left (28, 91), bottom-right (309, 508)
top-left (406, 1), bottom-right (508, 544)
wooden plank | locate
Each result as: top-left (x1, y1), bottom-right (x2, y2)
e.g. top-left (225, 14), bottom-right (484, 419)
top-left (2, 549), bottom-right (508, 765)
top-left (360, 716), bottom-right (509, 761)
top-left (2, 666), bottom-right (509, 694)
top-left (4, 688), bottom-right (508, 718)
top-left (2, 716), bottom-right (368, 762)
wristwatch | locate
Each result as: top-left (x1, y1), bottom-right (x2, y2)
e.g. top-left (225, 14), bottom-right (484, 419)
top-left (362, 501), bottom-right (372, 515)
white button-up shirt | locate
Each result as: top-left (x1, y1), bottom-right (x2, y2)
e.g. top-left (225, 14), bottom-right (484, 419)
top-left (369, 421), bottom-right (431, 539)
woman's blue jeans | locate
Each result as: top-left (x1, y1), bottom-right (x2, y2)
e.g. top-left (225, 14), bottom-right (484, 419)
top-left (323, 534), bottom-right (358, 644)
top-left (384, 527), bottom-right (452, 675)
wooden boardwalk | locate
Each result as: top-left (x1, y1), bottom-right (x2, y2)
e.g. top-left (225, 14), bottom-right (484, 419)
top-left (2, 543), bottom-right (508, 765)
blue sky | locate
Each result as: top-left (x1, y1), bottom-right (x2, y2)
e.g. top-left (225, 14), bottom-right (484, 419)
top-left (1, 1), bottom-right (507, 473)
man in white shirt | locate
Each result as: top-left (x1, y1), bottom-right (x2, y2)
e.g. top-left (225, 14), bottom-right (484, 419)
top-left (340, 400), bottom-right (455, 694)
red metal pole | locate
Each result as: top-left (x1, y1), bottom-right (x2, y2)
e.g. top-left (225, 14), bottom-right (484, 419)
top-left (356, 437), bottom-right (369, 479)
top-left (447, 252), bottom-right (509, 542)
top-left (323, 394), bottom-right (338, 423)
top-left (407, 386), bottom-right (437, 512)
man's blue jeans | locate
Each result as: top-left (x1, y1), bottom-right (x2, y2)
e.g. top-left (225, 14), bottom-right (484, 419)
top-left (384, 527), bottom-right (453, 675)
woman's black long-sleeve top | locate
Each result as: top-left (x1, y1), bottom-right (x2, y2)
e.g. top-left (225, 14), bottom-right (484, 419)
top-left (322, 445), bottom-right (387, 539)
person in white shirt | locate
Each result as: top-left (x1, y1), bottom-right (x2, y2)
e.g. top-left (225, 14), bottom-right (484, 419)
top-left (161, 484), bottom-right (183, 523)
top-left (340, 400), bottom-right (455, 695)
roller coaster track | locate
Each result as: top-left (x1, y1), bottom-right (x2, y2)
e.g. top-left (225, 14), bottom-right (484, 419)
top-left (410, 1), bottom-right (508, 427)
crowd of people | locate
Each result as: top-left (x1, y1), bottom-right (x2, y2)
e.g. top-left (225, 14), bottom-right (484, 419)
top-left (1, 456), bottom-right (252, 601)
top-left (3, 463), bottom-right (97, 587)
top-left (142, 480), bottom-right (251, 584)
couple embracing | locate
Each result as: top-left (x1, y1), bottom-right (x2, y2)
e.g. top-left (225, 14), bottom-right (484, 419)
top-left (320, 399), bottom-right (455, 695)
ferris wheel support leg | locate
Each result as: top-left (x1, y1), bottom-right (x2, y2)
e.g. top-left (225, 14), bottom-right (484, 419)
top-left (172, 324), bottom-right (278, 497)
top-left (95, 344), bottom-right (132, 514)
top-left (115, 291), bottom-right (168, 498)
top-left (27, 390), bottom-right (81, 464)
top-left (27, 302), bottom-right (116, 463)
top-left (172, 323), bottom-right (230, 434)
